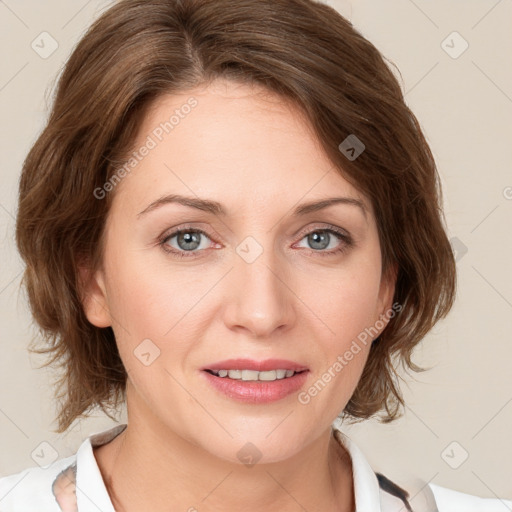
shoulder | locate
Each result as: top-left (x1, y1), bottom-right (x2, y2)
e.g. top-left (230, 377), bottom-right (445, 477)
top-left (428, 482), bottom-right (512, 512)
top-left (0, 454), bottom-right (77, 512)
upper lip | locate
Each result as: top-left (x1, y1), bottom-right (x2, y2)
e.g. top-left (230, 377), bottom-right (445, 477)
top-left (202, 359), bottom-right (309, 372)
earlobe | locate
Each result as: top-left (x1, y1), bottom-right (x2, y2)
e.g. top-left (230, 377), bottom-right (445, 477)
top-left (77, 264), bottom-right (111, 328)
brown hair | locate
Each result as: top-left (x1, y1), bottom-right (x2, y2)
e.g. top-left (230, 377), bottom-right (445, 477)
top-left (16, 0), bottom-right (456, 433)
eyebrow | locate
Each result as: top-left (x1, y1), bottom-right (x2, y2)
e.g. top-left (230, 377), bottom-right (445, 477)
top-left (137, 194), bottom-right (368, 220)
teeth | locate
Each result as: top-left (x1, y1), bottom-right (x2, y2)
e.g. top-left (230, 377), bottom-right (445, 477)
top-left (242, 370), bottom-right (260, 381)
top-left (209, 369), bottom-right (299, 381)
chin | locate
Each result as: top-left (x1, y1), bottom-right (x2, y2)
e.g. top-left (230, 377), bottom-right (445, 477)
top-left (189, 422), bottom-right (309, 466)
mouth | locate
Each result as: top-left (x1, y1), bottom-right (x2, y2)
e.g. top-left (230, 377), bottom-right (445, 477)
top-left (204, 368), bottom-right (307, 381)
top-left (200, 359), bottom-right (310, 403)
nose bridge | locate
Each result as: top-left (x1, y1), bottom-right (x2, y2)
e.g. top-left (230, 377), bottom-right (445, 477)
top-left (224, 233), bottom-right (295, 337)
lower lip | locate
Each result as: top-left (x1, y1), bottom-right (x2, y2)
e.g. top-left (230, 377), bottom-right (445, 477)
top-left (201, 370), bottom-right (309, 403)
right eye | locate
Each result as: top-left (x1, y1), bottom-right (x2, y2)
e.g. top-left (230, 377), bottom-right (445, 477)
top-left (159, 228), bottom-right (216, 259)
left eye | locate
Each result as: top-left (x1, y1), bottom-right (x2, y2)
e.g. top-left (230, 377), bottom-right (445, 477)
top-left (295, 229), bottom-right (345, 252)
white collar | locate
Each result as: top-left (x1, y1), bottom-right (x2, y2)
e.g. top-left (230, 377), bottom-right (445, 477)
top-left (333, 427), bottom-right (383, 511)
top-left (74, 424), bottom-right (125, 511)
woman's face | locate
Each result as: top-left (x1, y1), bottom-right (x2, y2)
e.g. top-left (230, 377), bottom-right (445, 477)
top-left (84, 78), bottom-right (395, 463)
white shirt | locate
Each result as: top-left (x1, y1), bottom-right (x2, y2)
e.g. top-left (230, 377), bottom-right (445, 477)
top-left (1, 423), bottom-right (510, 511)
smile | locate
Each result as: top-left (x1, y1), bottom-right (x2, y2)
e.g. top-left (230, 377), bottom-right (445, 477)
top-left (205, 369), bottom-right (304, 381)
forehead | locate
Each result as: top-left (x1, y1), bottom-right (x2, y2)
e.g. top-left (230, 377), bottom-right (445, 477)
top-left (112, 79), bottom-right (373, 222)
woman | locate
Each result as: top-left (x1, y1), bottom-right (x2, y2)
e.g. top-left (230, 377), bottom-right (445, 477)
top-left (1, 0), bottom-right (510, 511)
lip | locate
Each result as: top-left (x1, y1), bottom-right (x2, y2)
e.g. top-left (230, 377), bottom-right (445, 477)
top-left (201, 358), bottom-right (309, 372)
top-left (201, 368), bottom-right (310, 403)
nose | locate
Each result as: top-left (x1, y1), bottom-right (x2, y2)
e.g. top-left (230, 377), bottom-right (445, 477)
top-left (222, 243), bottom-right (296, 338)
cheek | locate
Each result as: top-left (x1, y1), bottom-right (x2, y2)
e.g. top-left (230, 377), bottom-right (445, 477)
top-left (298, 262), bottom-right (382, 415)
top-left (102, 245), bottom-right (210, 360)
top-left (305, 254), bottom-right (383, 345)
top-left (101, 246), bottom-right (169, 345)
top-left (107, 265), bottom-right (167, 330)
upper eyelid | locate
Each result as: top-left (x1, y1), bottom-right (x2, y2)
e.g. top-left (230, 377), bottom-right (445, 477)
top-left (295, 223), bottom-right (350, 238)
top-left (162, 222), bottom-right (349, 236)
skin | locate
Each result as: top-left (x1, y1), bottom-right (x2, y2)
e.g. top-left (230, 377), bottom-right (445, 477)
top-left (81, 78), bottom-right (396, 512)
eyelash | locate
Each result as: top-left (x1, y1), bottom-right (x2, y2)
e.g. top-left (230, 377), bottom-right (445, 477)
top-left (158, 224), bottom-right (353, 259)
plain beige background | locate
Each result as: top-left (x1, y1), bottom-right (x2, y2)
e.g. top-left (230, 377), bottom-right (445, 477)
top-left (1, 0), bottom-right (511, 503)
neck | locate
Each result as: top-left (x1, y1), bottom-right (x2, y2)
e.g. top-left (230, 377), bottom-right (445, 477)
top-left (94, 385), bottom-right (355, 512)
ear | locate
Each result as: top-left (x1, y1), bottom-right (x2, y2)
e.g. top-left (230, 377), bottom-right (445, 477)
top-left (77, 262), bottom-right (111, 328)
top-left (374, 261), bottom-right (399, 335)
